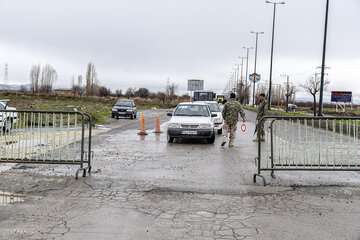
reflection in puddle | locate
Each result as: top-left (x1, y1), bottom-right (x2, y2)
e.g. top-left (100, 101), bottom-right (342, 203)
top-left (0, 191), bottom-right (24, 205)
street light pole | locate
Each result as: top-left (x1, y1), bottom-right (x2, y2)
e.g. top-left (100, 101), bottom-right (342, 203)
top-left (232, 72), bottom-right (236, 93)
top-left (251, 31), bottom-right (264, 106)
top-left (234, 65), bottom-right (240, 95)
top-left (266, 0), bottom-right (285, 110)
top-left (243, 47), bottom-right (253, 105)
top-left (281, 74), bottom-right (290, 112)
top-left (238, 56), bottom-right (246, 103)
top-left (318, 0), bottom-right (330, 116)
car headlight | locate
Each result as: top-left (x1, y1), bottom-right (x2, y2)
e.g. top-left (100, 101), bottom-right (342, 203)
top-left (198, 123), bottom-right (212, 129)
top-left (126, 109), bottom-right (133, 112)
top-left (112, 108), bottom-right (118, 111)
top-left (168, 123), bottom-right (181, 128)
top-left (214, 118), bottom-right (223, 124)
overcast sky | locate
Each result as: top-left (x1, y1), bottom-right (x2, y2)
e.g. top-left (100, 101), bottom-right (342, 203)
top-left (0, 0), bottom-right (359, 100)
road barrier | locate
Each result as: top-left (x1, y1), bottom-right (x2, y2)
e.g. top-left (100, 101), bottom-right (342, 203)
top-left (138, 112), bottom-right (148, 135)
top-left (254, 116), bottom-right (360, 185)
top-left (0, 109), bottom-right (92, 179)
top-left (154, 115), bottom-right (162, 134)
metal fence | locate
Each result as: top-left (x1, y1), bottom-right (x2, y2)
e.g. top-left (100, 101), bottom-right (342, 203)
top-left (254, 116), bottom-right (360, 185)
top-left (0, 110), bottom-right (92, 179)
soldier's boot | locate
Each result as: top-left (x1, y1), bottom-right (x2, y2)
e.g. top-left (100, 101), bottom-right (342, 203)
top-left (221, 129), bottom-right (229, 147)
top-left (221, 135), bottom-right (227, 146)
top-left (228, 132), bottom-right (235, 147)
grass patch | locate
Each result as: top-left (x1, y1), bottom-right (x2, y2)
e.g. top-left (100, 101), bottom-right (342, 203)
top-left (0, 93), bottom-right (182, 124)
top-left (243, 105), bottom-right (308, 117)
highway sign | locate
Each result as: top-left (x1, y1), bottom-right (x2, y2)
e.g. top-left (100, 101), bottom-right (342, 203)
top-left (187, 79), bottom-right (204, 91)
top-left (331, 91), bottom-right (352, 103)
top-left (249, 73), bottom-right (261, 82)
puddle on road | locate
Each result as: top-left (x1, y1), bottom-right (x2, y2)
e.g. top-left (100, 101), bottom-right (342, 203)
top-left (0, 191), bottom-right (24, 206)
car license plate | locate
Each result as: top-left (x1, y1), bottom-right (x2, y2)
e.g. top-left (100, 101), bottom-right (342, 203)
top-left (182, 130), bottom-right (197, 135)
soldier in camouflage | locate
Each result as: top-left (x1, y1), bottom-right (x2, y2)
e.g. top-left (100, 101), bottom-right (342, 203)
top-left (255, 93), bottom-right (267, 141)
top-left (221, 92), bottom-right (246, 148)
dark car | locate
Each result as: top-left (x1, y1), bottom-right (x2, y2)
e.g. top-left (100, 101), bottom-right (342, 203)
top-left (111, 99), bottom-right (137, 119)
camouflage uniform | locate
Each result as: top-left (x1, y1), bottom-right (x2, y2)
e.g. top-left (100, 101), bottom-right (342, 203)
top-left (255, 100), bottom-right (267, 140)
top-left (222, 100), bottom-right (246, 146)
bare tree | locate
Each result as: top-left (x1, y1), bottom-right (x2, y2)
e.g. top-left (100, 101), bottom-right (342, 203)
top-left (30, 64), bottom-right (57, 94)
top-left (115, 89), bottom-right (123, 97)
top-left (78, 75), bottom-right (83, 86)
top-left (283, 77), bottom-right (296, 112)
top-left (71, 75), bottom-right (84, 96)
top-left (20, 85), bottom-right (28, 93)
top-left (157, 92), bottom-right (166, 104)
top-left (86, 62), bottom-right (97, 96)
top-left (125, 88), bottom-right (136, 98)
top-left (40, 64), bottom-right (57, 93)
top-left (165, 80), bottom-right (177, 102)
top-left (135, 88), bottom-right (150, 98)
top-left (301, 75), bottom-right (329, 116)
top-left (98, 86), bottom-right (111, 97)
top-left (30, 64), bottom-right (41, 94)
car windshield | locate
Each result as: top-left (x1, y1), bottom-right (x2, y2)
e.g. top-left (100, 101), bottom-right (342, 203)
top-left (0, 102), bottom-right (4, 110)
top-left (174, 105), bottom-right (210, 117)
top-left (207, 103), bottom-right (220, 112)
top-left (116, 101), bottom-right (133, 107)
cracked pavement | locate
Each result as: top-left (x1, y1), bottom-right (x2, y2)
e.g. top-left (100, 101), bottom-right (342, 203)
top-left (1, 110), bottom-right (360, 240)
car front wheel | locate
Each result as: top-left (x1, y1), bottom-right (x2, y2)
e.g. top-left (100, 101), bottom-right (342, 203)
top-left (217, 129), bottom-right (222, 135)
top-left (207, 134), bottom-right (215, 144)
top-left (167, 135), bottom-right (174, 143)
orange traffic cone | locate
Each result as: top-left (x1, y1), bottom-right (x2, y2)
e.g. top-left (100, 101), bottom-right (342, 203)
top-left (154, 115), bottom-right (162, 134)
top-left (138, 112), bottom-right (148, 135)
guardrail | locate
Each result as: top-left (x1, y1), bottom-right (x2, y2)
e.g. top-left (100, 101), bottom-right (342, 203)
top-left (0, 109), bottom-right (92, 179)
top-left (254, 116), bottom-right (360, 185)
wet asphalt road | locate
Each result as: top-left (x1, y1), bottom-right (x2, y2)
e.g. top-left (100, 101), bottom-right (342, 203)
top-left (1, 110), bottom-right (360, 239)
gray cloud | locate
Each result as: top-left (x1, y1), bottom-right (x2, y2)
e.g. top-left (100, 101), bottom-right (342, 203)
top-left (0, 0), bottom-right (359, 98)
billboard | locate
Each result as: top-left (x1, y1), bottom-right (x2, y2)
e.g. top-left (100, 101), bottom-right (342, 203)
top-left (331, 91), bottom-right (352, 103)
top-left (187, 79), bottom-right (204, 91)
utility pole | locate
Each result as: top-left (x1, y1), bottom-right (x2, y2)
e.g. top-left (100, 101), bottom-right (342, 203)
top-left (318, 0), bottom-right (330, 116)
top-left (250, 31), bottom-right (264, 106)
top-left (266, 0), bottom-right (285, 110)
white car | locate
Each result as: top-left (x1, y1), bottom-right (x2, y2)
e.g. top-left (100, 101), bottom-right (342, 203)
top-left (197, 101), bottom-right (224, 134)
top-left (167, 102), bottom-right (216, 144)
top-left (0, 100), bottom-right (17, 131)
